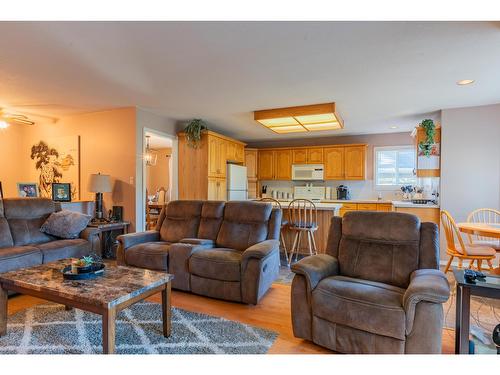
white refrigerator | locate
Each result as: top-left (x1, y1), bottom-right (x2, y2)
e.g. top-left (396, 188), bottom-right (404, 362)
top-left (227, 164), bottom-right (248, 200)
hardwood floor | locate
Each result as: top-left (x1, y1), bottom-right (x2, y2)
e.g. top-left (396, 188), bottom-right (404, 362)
top-left (6, 283), bottom-right (455, 354)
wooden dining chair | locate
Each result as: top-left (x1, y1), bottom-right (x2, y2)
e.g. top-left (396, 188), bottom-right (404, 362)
top-left (287, 199), bottom-right (318, 265)
top-left (466, 208), bottom-right (500, 250)
top-left (258, 197), bottom-right (289, 266)
top-left (441, 210), bottom-right (496, 273)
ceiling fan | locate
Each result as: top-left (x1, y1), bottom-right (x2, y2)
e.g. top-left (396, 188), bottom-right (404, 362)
top-left (0, 108), bottom-right (36, 127)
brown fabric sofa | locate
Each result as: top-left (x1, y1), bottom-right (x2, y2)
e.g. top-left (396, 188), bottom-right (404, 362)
top-left (291, 211), bottom-right (450, 354)
top-left (117, 200), bottom-right (282, 304)
top-left (0, 198), bottom-right (98, 274)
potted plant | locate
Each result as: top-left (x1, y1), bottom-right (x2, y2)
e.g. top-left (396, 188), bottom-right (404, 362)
top-left (71, 256), bottom-right (95, 274)
top-left (418, 119), bottom-right (436, 157)
top-left (184, 119), bottom-right (207, 148)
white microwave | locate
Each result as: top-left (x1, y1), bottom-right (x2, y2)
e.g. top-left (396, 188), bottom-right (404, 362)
top-left (291, 164), bottom-right (324, 181)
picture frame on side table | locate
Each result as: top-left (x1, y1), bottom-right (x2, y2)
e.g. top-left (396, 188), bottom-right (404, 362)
top-left (17, 183), bottom-right (39, 198)
top-left (52, 182), bottom-right (72, 202)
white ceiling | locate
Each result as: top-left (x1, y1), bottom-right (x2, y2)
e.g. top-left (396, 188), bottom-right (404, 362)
top-left (1, 21), bottom-right (499, 142)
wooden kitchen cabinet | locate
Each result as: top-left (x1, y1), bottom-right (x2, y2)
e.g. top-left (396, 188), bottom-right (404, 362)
top-left (344, 145), bottom-right (366, 180)
top-left (178, 130), bottom-right (246, 200)
top-left (376, 203), bottom-right (393, 212)
top-left (324, 147), bottom-right (344, 179)
top-left (307, 148), bottom-right (324, 163)
top-left (394, 207), bottom-right (440, 225)
top-left (245, 149), bottom-right (258, 180)
top-left (208, 177), bottom-right (226, 201)
top-left (258, 150), bottom-right (275, 180)
top-left (292, 149), bottom-right (308, 164)
top-left (415, 126), bottom-right (441, 178)
top-left (274, 149), bottom-right (292, 180)
top-left (292, 147), bottom-right (323, 164)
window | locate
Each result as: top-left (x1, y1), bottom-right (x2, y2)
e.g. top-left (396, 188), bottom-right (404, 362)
top-left (374, 146), bottom-right (416, 189)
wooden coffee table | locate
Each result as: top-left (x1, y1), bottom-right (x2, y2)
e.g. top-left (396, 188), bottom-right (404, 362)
top-left (0, 259), bottom-right (174, 354)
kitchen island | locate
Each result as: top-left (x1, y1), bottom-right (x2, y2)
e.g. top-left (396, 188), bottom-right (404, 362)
top-left (270, 201), bottom-right (342, 255)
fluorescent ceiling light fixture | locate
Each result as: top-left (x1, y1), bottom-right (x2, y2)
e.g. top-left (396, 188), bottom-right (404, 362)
top-left (254, 102), bottom-right (344, 134)
top-left (389, 126), bottom-right (398, 129)
top-left (457, 79), bottom-right (475, 85)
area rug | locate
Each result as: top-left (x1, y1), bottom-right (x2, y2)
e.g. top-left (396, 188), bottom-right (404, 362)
top-left (0, 302), bottom-right (278, 354)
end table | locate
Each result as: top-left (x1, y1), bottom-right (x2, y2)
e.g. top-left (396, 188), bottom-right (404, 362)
top-left (87, 221), bottom-right (130, 259)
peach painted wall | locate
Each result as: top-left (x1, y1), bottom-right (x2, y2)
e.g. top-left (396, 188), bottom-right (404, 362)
top-left (0, 124), bottom-right (29, 198)
top-left (0, 107), bottom-right (138, 231)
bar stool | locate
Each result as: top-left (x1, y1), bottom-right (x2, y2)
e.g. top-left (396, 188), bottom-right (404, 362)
top-left (287, 199), bottom-right (318, 265)
top-left (259, 197), bottom-right (289, 265)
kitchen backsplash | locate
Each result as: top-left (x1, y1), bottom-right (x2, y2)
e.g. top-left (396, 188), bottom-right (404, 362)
top-left (259, 177), bottom-right (440, 201)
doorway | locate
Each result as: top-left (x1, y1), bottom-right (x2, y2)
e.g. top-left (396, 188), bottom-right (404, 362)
top-left (142, 130), bottom-right (175, 231)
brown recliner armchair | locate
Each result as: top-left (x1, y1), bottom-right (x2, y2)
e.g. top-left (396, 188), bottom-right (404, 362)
top-left (291, 211), bottom-right (450, 354)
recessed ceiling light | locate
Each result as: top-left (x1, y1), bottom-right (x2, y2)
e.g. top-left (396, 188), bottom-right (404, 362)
top-left (0, 120), bottom-right (9, 129)
top-left (389, 126), bottom-right (398, 129)
top-left (457, 79), bottom-right (475, 86)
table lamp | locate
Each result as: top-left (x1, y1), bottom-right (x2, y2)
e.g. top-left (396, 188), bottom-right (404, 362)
top-left (88, 173), bottom-right (112, 222)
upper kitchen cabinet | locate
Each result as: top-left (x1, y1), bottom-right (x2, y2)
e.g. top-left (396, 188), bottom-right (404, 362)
top-left (292, 149), bottom-right (308, 164)
top-left (324, 146), bottom-right (344, 179)
top-left (178, 130), bottom-right (246, 200)
top-left (274, 149), bottom-right (292, 180)
top-left (307, 147), bottom-right (324, 163)
top-left (415, 126), bottom-right (441, 177)
top-left (257, 149), bottom-right (292, 180)
top-left (344, 145), bottom-right (366, 180)
top-left (258, 150), bottom-right (275, 180)
top-left (292, 147), bottom-right (323, 164)
top-left (244, 148), bottom-right (258, 180)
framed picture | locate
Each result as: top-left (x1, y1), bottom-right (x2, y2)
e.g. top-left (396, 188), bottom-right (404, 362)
top-left (52, 183), bottom-right (72, 202)
top-left (17, 183), bottom-right (39, 198)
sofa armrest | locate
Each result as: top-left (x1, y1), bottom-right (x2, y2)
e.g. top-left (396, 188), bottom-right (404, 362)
top-left (80, 227), bottom-right (100, 241)
top-left (179, 238), bottom-right (215, 246)
top-left (242, 240), bottom-right (279, 261)
top-left (117, 231), bottom-right (160, 250)
top-left (403, 269), bottom-right (450, 334)
top-left (291, 254), bottom-right (339, 291)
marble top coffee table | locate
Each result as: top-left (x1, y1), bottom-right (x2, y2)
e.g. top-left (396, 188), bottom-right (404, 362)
top-left (0, 259), bottom-right (174, 354)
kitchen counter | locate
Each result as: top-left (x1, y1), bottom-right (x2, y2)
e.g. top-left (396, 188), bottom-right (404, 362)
top-left (273, 200), bottom-right (343, 212)
top-left (391, 200), bottom-right (440, 209)
top-left (321, 199), bottom-right (392, 204)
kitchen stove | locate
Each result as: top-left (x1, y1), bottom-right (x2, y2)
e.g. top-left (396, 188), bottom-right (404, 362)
top-left (411, 199), bottom-right (438, 205)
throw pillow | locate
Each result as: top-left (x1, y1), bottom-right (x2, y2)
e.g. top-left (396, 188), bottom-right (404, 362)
top-left (40, 210), bottom-right (92, 239)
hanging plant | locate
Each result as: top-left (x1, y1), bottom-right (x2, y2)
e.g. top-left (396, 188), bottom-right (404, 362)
top-left (418, 119), bottom-right (436, 157)
top-left (184, 119), bottom-right (207, 148)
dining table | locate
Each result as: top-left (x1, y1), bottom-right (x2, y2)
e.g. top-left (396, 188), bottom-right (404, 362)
top-left (457, 222), bottom-right (500, 275)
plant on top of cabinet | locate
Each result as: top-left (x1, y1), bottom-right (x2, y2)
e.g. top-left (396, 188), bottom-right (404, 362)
top-left (184, 119), bottom-right (207, 148)
top-left (418, 119), bottom-right (436, 157)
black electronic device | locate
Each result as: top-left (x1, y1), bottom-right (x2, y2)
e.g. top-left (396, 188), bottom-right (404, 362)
top-left (464, 269), bottom-right (486, 284)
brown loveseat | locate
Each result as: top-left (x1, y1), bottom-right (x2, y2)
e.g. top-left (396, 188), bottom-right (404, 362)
top-left (117, 200), bottom-right (282, 304)
top-left (291, 211), bottom-right (450, 354)
top-left (0, 198), bottom-right (98, 274)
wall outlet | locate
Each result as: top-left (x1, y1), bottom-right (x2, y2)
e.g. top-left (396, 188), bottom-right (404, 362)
top-left (129, 177), bottom-right (134, 185)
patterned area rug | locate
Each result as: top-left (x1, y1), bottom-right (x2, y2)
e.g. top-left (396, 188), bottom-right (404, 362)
top-left (0, 302), bottom-right (277, 354)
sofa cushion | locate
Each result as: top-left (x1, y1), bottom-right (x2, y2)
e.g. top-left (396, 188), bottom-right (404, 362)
top-left (160, 201), bottom-right (203, 243)
top-left (197, 201), bottom-right (225, 240)
top-left (35, 239), bottom-right (90, 263)
top-left (0, 218), bottom-right (14, 248)
top-left (338, 211), bottom-right (421, 288)
top-left (0, 246), bottom-right (43, 273)
top-left (125, 242), bottom-right (171, 271)
top-left (189, 248), bottom-right (242, 282)
top-left (216, 201), bottom-right (272, 251)
top-left (312, 275), bottom-right (406, 340)
top-left (40, 210), bottom-right (92, 239)
top-left (3, 198), bottom-right (57, 246)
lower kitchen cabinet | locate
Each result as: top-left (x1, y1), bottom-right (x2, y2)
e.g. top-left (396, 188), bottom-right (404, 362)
top-left (208, 177), bottom-right (226, 201)
top-left (393, 207), bottom-right (440, 225)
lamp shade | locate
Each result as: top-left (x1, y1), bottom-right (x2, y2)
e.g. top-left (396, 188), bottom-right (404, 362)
top-left (88, 173), bottom-right (112, 193)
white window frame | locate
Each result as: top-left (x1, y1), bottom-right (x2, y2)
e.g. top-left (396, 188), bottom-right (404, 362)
top-left (374, 145), bottom-right (416, 191)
